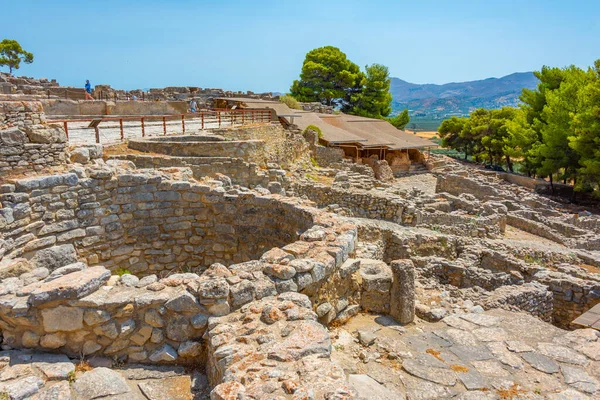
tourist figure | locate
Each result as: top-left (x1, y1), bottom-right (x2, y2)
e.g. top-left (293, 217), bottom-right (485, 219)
top-left (84, 80), bottom-right (94, 100)
top-left (190, 98), bottom-right (197, 113)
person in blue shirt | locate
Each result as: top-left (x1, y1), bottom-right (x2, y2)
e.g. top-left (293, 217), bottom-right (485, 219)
top-left (85, 80), bottom-right (94, 100)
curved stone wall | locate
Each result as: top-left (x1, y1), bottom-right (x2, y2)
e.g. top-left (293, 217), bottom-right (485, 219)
top-left (1, 169), bottom-right (313, 275)
top-left (0, 167), bottom-right (360, 365)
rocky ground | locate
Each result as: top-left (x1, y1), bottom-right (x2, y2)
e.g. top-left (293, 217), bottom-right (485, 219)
top-left (0, 352), bottom-right (208, 400)
top-left (331, 310), bottom-right (600, 399)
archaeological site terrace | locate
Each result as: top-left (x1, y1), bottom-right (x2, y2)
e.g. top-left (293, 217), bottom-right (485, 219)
top-left (0, 77), bottom-right (599, 400)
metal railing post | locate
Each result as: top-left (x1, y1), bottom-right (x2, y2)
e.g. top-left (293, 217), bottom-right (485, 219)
top-left (94, 126), bottom-right (100, 144)
top-left (63, 121), bottom-right (68, 138)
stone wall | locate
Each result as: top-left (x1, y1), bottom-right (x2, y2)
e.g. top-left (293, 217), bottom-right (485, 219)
top-left (482, 282), bottom-right (554, 322)
top-left (41, 99), bottom-right (188, 116)
top-left (216, 124), bottom-right (311, 170)
top-left (128, 137), bottom-right (267, 165)
top-left (0, 170), bottom-right (316, 275)
top-left (0, 167), bottom-right (371, 365)
top-left (0, 101), bottom-right (68, 175)
top-left (108, 154), bottom-right (285, 188)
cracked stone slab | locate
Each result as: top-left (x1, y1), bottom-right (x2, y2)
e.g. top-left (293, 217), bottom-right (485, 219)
top-left (505, 340), bottom-right (534, 353)
top-left (348, 374), bottom-right (404, 400)
top-left (473, 327), bottom-right (507, 342)
top-left (471, 360), bottom-right (510, 377)
top-left (575, 342), bottom-right (600, 361)
top-left (448, 345), bottom-right (494, 362)
top-left (402, 359), bottom-right (457, 386)
top-left (456, 368), bottom-right (487, 390)
top-left (73, 367), bottom-right (132, 399)
top-left (401, 373), bottom-right (456, 400)
top-left (546, 388), bottom-right (592, 399)
top-left (138, 376), bottom-right (193, 400)
top-left (442, 315), bottom-right (479, 331)
top-left (486, 342), bottom-right (524, 369)
top-left (459, 313), bottom-right (502, 327)
top-left (27, 266), bottom-right (111, 306)
top-left (520, 351), bottom-right (559, 374)
top-left (561, 365), bottom-right (599, 394)
top-left (537, 343), bottom-right (589, 366)
top-left (440, 329), bottom-right (479, 347)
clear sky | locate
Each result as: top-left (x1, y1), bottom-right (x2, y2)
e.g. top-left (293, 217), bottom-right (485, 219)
top-left (2, 0), bottom-right (598, 92)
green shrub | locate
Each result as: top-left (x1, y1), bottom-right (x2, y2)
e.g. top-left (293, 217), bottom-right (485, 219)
top-left (311, 157), bottom-right (319, 167)
top-left (279, 94), bottom-right (301, 110)
top-left (303, 124), bottom-right (323, 139)
top-left (114, 268), bottom-right (132, 276)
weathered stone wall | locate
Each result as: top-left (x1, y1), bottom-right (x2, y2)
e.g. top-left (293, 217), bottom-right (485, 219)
top-left (0, 101), bottom-right (68, 175)
top-left (216, 124), bottom-right (311, 170)
top-left (0, 167), bottom-right (366, 365)
top-left (0, 170), bottom-right (315, 275)
top-left (315, 145), bottom-right (345, 167)
top-left (128, 137), bottom-right (266, 165)
top-left (482, 283), bottom-right (554, 322)
top-left (41, 99), bottom-right (189, 116)
top-left (108, 154), bottom-right (284, 188)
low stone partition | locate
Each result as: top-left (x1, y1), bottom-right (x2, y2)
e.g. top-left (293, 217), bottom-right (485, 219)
top-left (128, 135), bottom-right (266, 165)
top-left (108, 153), bottom-right (285, 189)
top-left (481, 282), bottom-right (554, 322)
top-left (0, 101), bottom-right (68, 175)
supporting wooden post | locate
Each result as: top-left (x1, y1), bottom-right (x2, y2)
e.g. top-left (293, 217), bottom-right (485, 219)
top-left (163, 117), bottom-right (167, 135)
top-left (181, 115), bottom-right (185, 134)
top-left (202, 113), bottom-right (205, 130)
top-left (242, 111), bottom-right (245, 125)
top-left (141, 118), bottom-right (145, 137)
top-left (119, 119), bottom-right (124, 140)
top-left (94, 126), bottom-right (100, 144)
top-left (218, 112), bottom-right (221, 128)
top-left (231, 112), bottom-right (234, 126)
top-left (63, 121), bottom-right (69, 139)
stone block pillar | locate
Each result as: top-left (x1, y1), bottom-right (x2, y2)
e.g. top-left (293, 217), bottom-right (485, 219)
top-left (390, 259), bottom-right (415, 324)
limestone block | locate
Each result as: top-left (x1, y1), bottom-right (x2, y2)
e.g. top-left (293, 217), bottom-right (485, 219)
top-left (390, 259), bottom-right (416, 324)
top-left (41, 306), bottom-right (84, 332)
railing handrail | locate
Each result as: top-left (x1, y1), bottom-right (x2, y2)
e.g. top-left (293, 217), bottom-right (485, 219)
top-left (47, 108), bottom-right (273, 144)
top-left (46, 108), bottom-right (271, 124)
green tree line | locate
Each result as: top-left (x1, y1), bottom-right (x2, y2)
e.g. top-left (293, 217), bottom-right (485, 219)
top-left (438, 60), bottom-right (600, 197)
top-left (288, 46), bottom-right (410, 129)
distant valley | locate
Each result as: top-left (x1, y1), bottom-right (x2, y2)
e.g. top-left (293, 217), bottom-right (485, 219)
top-left (390, 72), bottom-right (539, 127)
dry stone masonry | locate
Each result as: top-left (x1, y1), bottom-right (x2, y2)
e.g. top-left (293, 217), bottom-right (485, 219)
top-left (0, 103), bottom-right (599, 398)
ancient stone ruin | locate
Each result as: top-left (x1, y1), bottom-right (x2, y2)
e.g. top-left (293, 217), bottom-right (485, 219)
top-left (0, 100), bottom-right (599, 399)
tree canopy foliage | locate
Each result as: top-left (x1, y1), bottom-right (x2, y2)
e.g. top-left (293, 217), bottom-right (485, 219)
top-left (0, 39), bottom-right (33, 74)
top-left (290, 46), bottom-right (364, 108)
top-left (438, 60), bottom-right (600, 197)
top-left (388, 109), bottom-right (411, 130)
top-left (291, 46), bottom-right (403, 123)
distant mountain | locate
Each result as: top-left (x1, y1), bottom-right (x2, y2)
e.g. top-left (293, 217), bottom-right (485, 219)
top-left (390, 72), bottom-right (539, 117)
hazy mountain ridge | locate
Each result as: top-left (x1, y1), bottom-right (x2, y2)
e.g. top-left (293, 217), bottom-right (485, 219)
top-left (391, 72), bottom-right (539, 117)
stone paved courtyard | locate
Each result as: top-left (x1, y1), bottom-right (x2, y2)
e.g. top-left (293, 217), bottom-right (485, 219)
top-left (331, 309), bottom-right (600, 399)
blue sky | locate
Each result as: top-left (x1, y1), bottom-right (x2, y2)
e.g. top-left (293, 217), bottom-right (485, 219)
top-left (2, 0), bottom-right (598, 92)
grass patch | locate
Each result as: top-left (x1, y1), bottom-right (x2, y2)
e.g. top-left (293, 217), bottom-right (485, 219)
top-left (279, 94), bottom-right (301, 110)
top-left (114, 268), bottom-right (132, 276)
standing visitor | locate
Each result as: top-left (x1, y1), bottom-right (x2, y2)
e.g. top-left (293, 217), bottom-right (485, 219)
top-left (190, 98), bottom-right (197, 113)
top-left (84, 80), bottom-right (94, 100)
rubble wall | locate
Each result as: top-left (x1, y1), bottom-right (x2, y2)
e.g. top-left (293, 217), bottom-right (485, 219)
top-left (0, 168), bottom-right (365, 365)
top-left (108, 154), bottom-right (279, 188)
top-left (0, 101), bottom-right (68, 175)
top-left (128, 137), bottom-right (266, 165)
top-left (0, 171), bottom-right (314, 275)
